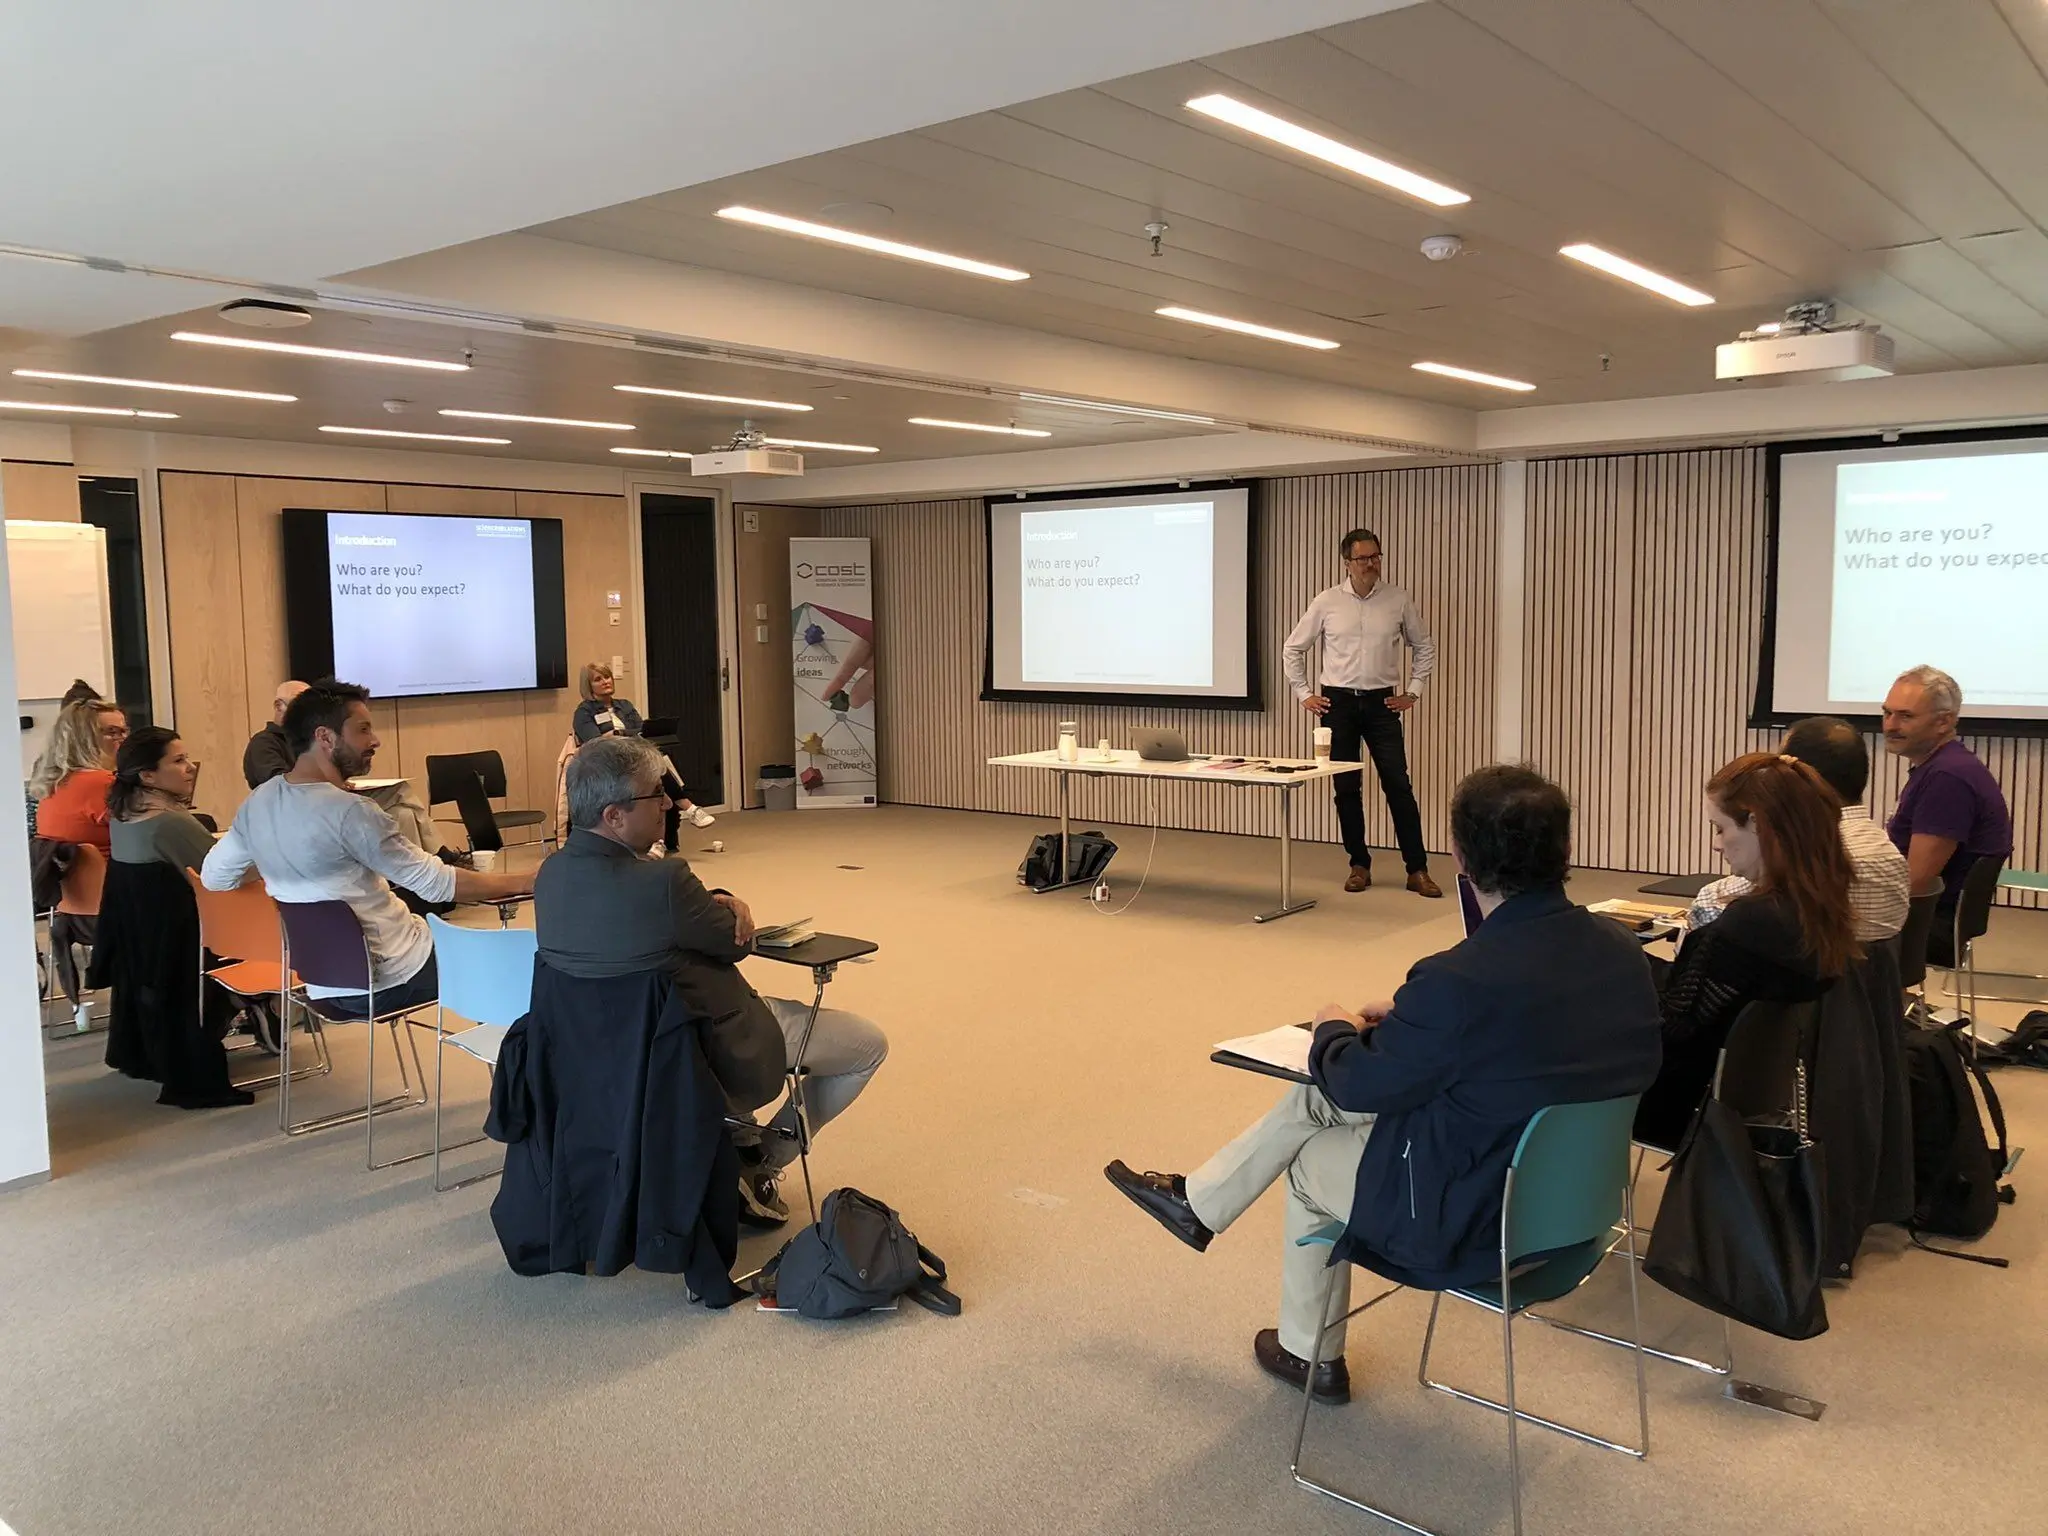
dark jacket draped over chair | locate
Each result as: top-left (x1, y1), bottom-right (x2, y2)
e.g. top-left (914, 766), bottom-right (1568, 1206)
top-left (486, 959), bottom-right (743, 1306)
top-left (89, 858), bottom-right (241, 1107)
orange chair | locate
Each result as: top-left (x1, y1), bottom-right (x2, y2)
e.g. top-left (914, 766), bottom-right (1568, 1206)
top-left (50, 844), bottom-right (107, 1031)
top-left (184, 870), bottom-right (332, 1115)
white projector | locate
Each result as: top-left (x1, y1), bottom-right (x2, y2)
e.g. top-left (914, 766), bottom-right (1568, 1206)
top-left (1716, 327), bottom-right (1894, 384)
top-left (688, 447), bottom-right (804, 477)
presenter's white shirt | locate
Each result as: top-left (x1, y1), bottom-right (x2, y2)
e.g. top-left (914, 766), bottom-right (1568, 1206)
top-left (202, 776), bottom-right (457, 997)
top-left (1283, 580), bottom-right (1436, 702)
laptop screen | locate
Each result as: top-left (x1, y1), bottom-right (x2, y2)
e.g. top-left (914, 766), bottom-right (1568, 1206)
top-left (1457, 873), bottom-right (1484, 938)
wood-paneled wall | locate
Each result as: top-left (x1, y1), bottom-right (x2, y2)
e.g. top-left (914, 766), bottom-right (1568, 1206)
top-left (0, 462), bottom-right (81, 523)
top-left (814, 464), bottom-right (1499, 853)
top-left (159, 471), bottom-right (631, 830)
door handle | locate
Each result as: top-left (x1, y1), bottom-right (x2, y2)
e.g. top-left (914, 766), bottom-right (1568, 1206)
top-left (721, 659), bottom-right (730, 692)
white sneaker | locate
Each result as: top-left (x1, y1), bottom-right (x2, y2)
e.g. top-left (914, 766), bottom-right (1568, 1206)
top-left (686, 806), bottom-right (717, 828)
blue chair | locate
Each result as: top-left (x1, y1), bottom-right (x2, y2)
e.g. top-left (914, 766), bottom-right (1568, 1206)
top-left (425, 915), bottom-right (538, 1193)
top-left (1290, 1094), bottom-right (1649, 1536)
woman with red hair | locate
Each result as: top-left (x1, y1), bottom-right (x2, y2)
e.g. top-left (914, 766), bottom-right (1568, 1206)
top-left (1634, 751), bottom-right (1857, 1148)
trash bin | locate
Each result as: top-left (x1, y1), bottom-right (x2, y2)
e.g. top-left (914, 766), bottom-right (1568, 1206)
top-left (759, 764), bottom-right (798, 812)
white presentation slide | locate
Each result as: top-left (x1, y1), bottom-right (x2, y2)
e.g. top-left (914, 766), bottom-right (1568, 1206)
top-left (986, 487), bottom-right (1252, 700)
top-left (1771, 438), bottom-right (2048, 719)
top-left (326, 511), bottom-right (538, 696)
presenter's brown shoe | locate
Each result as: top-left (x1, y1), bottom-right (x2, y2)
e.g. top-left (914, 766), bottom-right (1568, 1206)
top-left (1406, 870), bottom-right (1444, 899)
top-left (1344, 866), bottom-right (1371, 893)
top-left (1254, 1328), bottom-right (1351, 1404)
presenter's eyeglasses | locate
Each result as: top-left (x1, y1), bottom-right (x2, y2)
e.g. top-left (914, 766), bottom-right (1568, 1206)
top-left (1344, 551), bottom-right (1382, 566)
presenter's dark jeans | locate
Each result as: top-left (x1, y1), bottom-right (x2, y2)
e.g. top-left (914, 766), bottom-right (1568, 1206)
top-left (1327, 686), bottom-right (1428, 873)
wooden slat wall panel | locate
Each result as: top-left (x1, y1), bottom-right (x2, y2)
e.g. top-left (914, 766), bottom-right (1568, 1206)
top-left (1525, 445), bottom-right (2048, 904)
top-left (1521, 455), bottom-right (1637, 869)
top-left (814, 465), bottom-right (1497, 850)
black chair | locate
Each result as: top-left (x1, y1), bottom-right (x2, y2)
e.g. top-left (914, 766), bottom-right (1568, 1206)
top-left (1898, 890), bottom-right (1941, 994)
top-left (425, 751), bottom-right (548, 854)
top-left (1925, 855), bottom-right (2005, 1035)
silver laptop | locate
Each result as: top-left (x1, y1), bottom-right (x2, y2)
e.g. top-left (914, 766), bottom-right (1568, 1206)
top-left (1134, 728), bottom-right (1190, 762)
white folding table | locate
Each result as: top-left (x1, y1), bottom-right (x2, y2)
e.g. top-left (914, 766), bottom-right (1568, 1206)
top-left (987, 748), bottom-right (1363, 923)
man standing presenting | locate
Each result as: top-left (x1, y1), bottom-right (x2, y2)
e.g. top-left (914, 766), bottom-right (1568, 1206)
top-left (1283, 528), bottom-right (1441, 897)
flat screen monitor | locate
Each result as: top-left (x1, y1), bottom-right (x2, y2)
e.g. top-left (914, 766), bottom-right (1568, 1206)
top-left (982, 482), bottom-right (1259, 710)
top-left (1757, 429), bottom-right (2048, 732)
top-left (281, 507), bottom-right (568, 699)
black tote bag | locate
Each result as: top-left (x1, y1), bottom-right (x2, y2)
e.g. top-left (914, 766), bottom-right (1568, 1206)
top-left (1644, 1093), bottom-right (1830, 1341)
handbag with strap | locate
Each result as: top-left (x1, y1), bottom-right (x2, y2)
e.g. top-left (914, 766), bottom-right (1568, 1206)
top-left (1644, 1032), bottom-right (1830, 1341)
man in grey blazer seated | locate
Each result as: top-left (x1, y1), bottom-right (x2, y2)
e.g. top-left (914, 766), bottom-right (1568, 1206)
top-left (535, 735), bottom-right (888, 1226)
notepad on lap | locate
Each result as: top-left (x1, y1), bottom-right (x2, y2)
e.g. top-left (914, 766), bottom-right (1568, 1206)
top-left (1212, 1021), bottom-right (1315, 1078)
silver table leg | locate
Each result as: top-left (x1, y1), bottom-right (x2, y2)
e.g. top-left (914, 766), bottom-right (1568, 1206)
top-left (1027, 768), bottom-right (1095, 895)
top-left (1256, 782), bottom-right (1318, 923)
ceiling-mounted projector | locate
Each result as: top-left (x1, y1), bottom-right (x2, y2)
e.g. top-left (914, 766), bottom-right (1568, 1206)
top-left (1716, 300), bottom-right (1894, 384)
top-left (690, 422), bottom-right (804, 478)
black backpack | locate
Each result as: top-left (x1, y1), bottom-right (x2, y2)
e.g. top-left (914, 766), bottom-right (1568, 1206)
top-left (1017, 830), bottom-right (1116, 891)
top-left (1901, 1025), bottom-right (2015, 1262)
top-left (758, 1188), bottom-right (961, 1319)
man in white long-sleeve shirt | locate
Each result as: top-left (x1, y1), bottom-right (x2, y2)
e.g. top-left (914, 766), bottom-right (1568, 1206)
top-left (1282, 527), bottom-right (1442, 898)
top-left (202, 680), bottom-right (531, 1018)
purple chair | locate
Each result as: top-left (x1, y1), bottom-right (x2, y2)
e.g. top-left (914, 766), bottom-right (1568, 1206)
top-left (273, 898), bottom-right (435, 1169)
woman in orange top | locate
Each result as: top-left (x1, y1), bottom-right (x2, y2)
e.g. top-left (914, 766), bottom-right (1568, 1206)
top-left (32, 699), bottom-right (128, 851)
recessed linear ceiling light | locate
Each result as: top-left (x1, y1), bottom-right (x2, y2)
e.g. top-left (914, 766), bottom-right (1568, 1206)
top-left (1155, 305), bottom-right (1339, 351)
top-left (613, 384), bottom-right (814, 412)
top-left (716, 206), bottom-right (1030, 282)
top-left (12, 368), bottom-right (296, 402)
top-left (172, 331), bottom-right (470, 371)
top-left (614, 437), bottom-right (881, 458)
top-left (908, 417), bottom-right (1052, 438)
top-left (0, 399), bottom-right (177, 419)
top-left (439, 409), bottom-right (633, 432)
top-left (1558, 244), bottom-right (1714, 307)
top-left (1185, 93), bottom-right (1469, 209)
top-left (760, 436), bottom-right (879, 453)
top-left (1016, 392), bottom-right (1217, 425)
top-left (1411, 361), bottom-right (1536, 393)
top-left (319, 425), bottom-right (509, 445)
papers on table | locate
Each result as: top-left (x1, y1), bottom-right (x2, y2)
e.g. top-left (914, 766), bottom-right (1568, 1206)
top-left (1212, 1021), bottom-right (1316, 1081)
top-left (1586, 898), bottom-right (1687, 934)
top-left (754, 918), bottom-right (815, 950)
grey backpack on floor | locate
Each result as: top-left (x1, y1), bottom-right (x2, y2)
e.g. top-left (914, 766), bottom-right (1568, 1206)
top-left (759, 1187), bottom-right (961, 1318)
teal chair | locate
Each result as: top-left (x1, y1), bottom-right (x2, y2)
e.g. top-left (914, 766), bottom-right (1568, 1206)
top-left (1290, 1094), bottom-right (1649, 1536)
top-left (425, 915), bottom-right (538, 1193)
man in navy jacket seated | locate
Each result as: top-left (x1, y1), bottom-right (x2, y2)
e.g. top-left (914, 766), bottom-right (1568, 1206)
top-left (1106, 765), bottom-right (1662, 1405)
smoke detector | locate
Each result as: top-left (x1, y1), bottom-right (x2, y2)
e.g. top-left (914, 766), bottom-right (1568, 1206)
top-left (1420, 234), bottom-right (1463, 262)
top-left (219, 298), bottom-right (312, 329)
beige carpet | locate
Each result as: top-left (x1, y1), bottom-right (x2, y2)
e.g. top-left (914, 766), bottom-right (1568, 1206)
top-left (3, 806), bottom-right (2045, 1535)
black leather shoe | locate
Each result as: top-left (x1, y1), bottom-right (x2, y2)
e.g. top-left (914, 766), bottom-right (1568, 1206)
top-left (1104, 1160), bottom-right (1213, 1252)
top-left (1255, 1327), bottom-right (1350, 1404)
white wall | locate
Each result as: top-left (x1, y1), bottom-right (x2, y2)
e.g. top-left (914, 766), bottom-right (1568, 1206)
top-left (0, 472), bottom-right (53, 1190)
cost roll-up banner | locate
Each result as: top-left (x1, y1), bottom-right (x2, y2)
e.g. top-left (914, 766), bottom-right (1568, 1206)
top-left (790, 536), bottom-right (878, 808)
